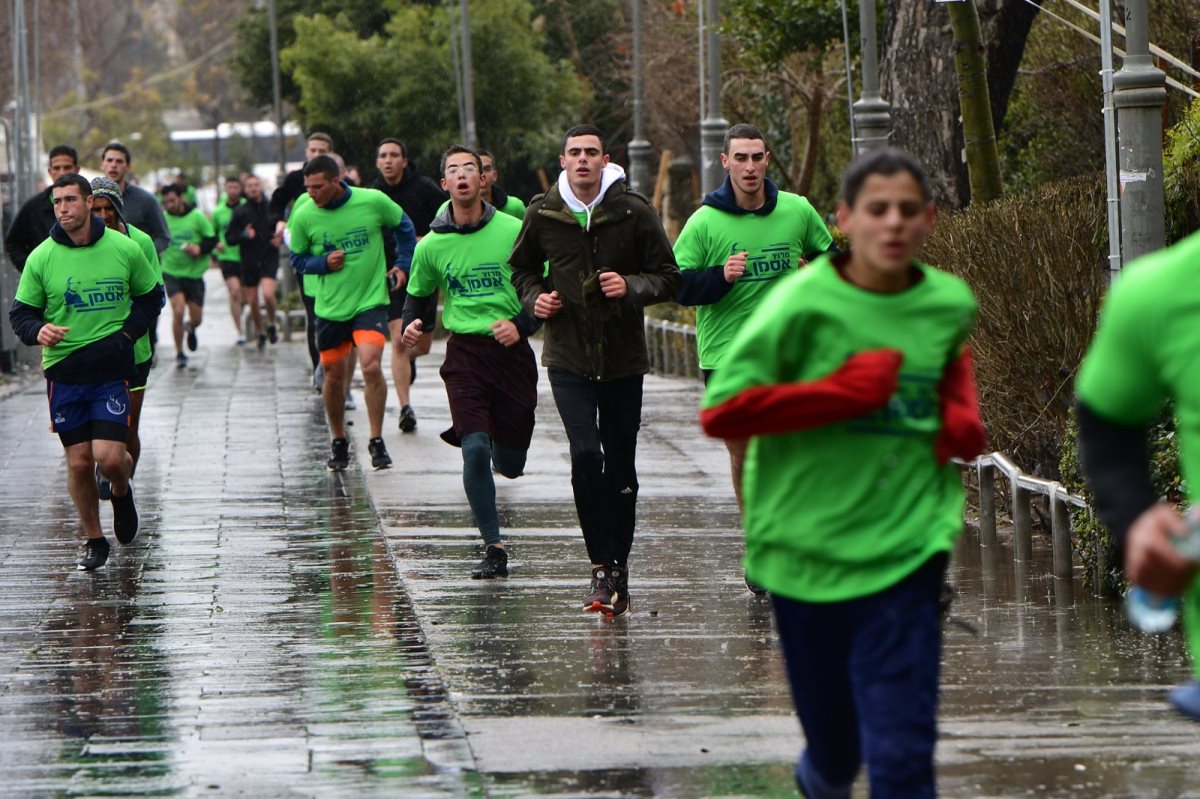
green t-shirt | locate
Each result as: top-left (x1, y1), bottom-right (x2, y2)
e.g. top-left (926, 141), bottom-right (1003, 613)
top-left (702, 257), bottom-right (977, 602)
top-left (126, 223), bottom-right (162, 365)
top-left (161, 208), bottom-right (215, 279)
top-left (211, 197), bottom-right (245, 264)
top-left (288, 187), bottom-right (404, 321)
top-left (407, 211), bottom-right (524, 335)
top-left (289, 193), bottom-right (320, 298)
top-left (16, 225), bottom-right (159, 370)
top-left (437, 195), bottom-right (526, 221)
top-left (674, 192), bottom-right (833, 370)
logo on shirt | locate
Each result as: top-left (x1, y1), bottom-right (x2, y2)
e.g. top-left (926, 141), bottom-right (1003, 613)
top-left (446, 262), bottom-right (505, 298)
top-left (62, 277), bottom-right (126, 314)
top-left (321, 227), bottom-right (371, 256)
top-left (846, 372), bottom-right (939, 436)
top-left (738, 242), bottom-right (793, 283)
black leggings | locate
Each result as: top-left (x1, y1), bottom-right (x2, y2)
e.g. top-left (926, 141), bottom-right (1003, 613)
top-left (301, 291), bottom-right (319, 369)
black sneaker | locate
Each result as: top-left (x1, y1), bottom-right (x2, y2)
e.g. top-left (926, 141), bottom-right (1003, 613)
top-left (95, 463), bottom-right (112, 501)
top-left (609, 567), bottom-right (630, 617)
top-left (77, 536), bottom-right (111, 571)
top-left (399, 405), bottom-right (417, 433)
top-left (257, 332), bottom-right (267, 351)
top-left (471, 545), bottom-right (509, 579)
top-left (185, 321), bottom-right (198, 352)
top-left (267, 324), bottom-right (279, 344)
top-left (327, 437), bottom-right (350, 471)
top-left (745, 574), bottom-right (768, 596)
top-left (176, 352), bottom-right (188, 370)
top-left (583, 566), bottom-right (617, 613)
top-left (368, 437), bottom-right (392, 470)
top-left (111, 482), bottom-right (139, 545)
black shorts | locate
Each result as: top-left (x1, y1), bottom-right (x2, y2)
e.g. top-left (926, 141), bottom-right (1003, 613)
top-left (218, 259), bottom-right (241, 281)
top-left (164, 274), bottom-right (205, 305)
top-left (316, 306), bottom-right (389, 354)
top-left (440, 333), bottom-right (538, 450)
top-left (387, 282), bottom-right (409, 322)
top-left (240, 261), bottom-right (262, 288)
top-left (129, 359), bottom-right (153, 391)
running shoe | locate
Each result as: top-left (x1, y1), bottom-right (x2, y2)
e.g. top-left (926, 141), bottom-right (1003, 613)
top-left (745, 574), bottom-right (768, 596)
top-left (176, 352), bottom-right (188, 370)
top-left (112, 482), bottom-right (138, 544)
top-left (1168, 680), bottom-right (1200, 721)
top-left (471, 545), bottom-right (509, 579)
top-left (257, 332), bottom-right (267, 351)
top-left (184, 321), bottom-right (198, 352)
top-left (609, 567), bottom-right (630, 617)
top-left (583, 566), bottom-right (618, 613)
top-left (95, 462), bottom-right (112, 501)
top-left (399, 404), bottom-right (417, 433)
top-left (327, 437), bottom-right (350, 472)
top-left (345, 390), bottom-right (357, 411)
top-left (268, 324), bottom-right (278, 344)
top-left (313, 363), bottom-right (324, 394)
top-left (77, 536), bottom-right (111, 571)
top-left (236, 337), bottom-right (246, 346)
top-left (367, 437), bottom-right (392, 470)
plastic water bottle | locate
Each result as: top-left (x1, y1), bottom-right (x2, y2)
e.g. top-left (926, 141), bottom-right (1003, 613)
top-left (1126, 508), bottom-right (1200, 633)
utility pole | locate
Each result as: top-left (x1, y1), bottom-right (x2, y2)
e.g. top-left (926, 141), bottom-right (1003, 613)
top-left (627, 0), bottom-right (651, 193)
top-left (266, 0), bottom-right (294, 296)
top-left (460, 0), bottom-right (477, 148)
top-left (947, 0), bottom-right (1002, 203)
top-left (1112, 0), bottom-right (1166, 263)
top-left (851, 0), bottom-right (889, 154)
top-left (698, 0), bottom-right (727, 194)
top-left (1099, 0), bottom-right (1121, 277)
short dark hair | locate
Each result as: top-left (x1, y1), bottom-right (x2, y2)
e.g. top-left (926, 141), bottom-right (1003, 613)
top-left (52, 173), bottom-right (91, 196)
top-left (160, 184), bottom-right (183, 198)
top-left (723, 123), bottom-right (767, 155)
top-left (303, 155), bottom-right (340, 180)
top-left (377, 137), bottom-right (407, 159)
top-left (224, 175), bottom-right (242, 184)
top-left (477, 148), bottom-right (494, 163)
top-left (48, 145), bottom-right (78, 166)
top-left (439, 144), bottom-right (483, 175)
top-left (308, 132), bottom-right (334, 148)
top-left (102, 141), bottom-right (132, 164)
top-left (840, 148), bottom-right (933, 208)
top-left (563, 124), bottom-right (606, 154)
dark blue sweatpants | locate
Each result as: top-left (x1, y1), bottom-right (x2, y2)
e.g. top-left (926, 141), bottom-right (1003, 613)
top-left (771, 554), bottom-right (946, 799)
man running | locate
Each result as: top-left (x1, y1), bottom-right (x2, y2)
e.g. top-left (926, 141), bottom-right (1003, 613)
top-left (701, 148), bottom-right (985, 798)
top-left (479, 150), bottom-right (526, 220)
top-left (401, 144), bottom-right (538, 579)
top-left (101, 142), bottom-right (171, 255)
top-left (160, 184), bottom-right (217, 368)
top-left (226, 174), bottom-right (283, 349)
top-left (211, 175), bottom-right (247, 343)
top-left (674, 123), bottom-right (835, 594)
top-left (374, 137), bottom-right (446, 433)
top-left (288, 154), bottom-right (416, 471)
top-left (8, 174), bottom-right (162, 570)
top-left (4, 144), bottom-right (79, 273)
top-left (89, 177), bottom-right (162, 489)
top-left (509, 124), bottom-right (680, 617)
top-left (270, 131), bottom-right (334, 225)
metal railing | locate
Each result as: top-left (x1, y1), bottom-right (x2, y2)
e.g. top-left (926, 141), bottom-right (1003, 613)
top-left (644, 317), bottom-right (701, 380)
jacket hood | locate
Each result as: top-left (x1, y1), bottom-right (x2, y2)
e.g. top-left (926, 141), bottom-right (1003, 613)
top-left (557, 163), bottom-right (627, 230)
top-left (49, 215), bottom-right (106, 247)
top-left (430, 200), bottom-right (497, 235)
top-left (701, 175), bottom-right (779, 216)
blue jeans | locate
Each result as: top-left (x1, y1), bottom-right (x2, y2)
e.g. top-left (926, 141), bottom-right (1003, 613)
top-left (771, 554), bottom-right (946, 799)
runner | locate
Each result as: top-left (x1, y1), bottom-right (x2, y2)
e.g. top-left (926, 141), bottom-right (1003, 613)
top-left (8, 174), bottom-right (162, 570)
top-left (4, 144), bottom-right (80, 273)
top-left (226, 174), bottom-right (283, 349)
top-left (700, 148), bottom-right (985, 798)
top-left (211, 176), bottom-right (247, 344)
top-left (401, 144), bottom-right (537, 579)
top-left (100, 142), bottom-right (171, 255)
top-left (508, 124), bottom-right (680, 617)
top-left (674, 122), bottom-right (836, 595)
top-left (374, 137), bottom-right (446, 433)
top-left (288, 154), bottom-right (416, 471)
top-left (160, 184), bottom-right (217, 368)
top-left (479, 149), bottom-right (526, 220)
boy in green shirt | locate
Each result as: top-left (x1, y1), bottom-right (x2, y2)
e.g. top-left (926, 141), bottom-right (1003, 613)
top-left (401, 145), bottom-right (539, 579)
top-left (211, 176), bottom-right (247, 344)
top-left (160, 185), bottom-right (217, 368)
top-left (701, 149), bottom-right (985, 798)
top-left (674, 122), bottom-right (835, 595)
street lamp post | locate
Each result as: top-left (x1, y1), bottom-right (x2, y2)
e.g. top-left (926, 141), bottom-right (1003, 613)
top-left (266, 0), bottom-right (295, 296)
top-left (627, 0), bottom-right (652, 193)
top-left (852, 0), bottom-right (890, 153)
top-left (460, 0), bottom-right (477, 148)
top-left (699, 0), bottom-right (728, 194)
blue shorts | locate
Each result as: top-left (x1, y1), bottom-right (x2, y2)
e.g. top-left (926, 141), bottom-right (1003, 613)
top-left (48, 380), bottom-right (131, 447)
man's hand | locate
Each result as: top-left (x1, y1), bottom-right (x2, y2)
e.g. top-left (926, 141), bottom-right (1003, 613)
top-left (490, 319), bottom-right (520, 347)
top-left (245, 224), bottom-right (257, 240)
top-left (534, 290), bottom-right (562, 319)
top-left (1126, 503), bottom-right (1199, 596)
top-left (37, 324), bottom-right (68, 346)
top-left (182, 243), bottom-right (201, 258)
top-left (599, 270), bottom-right (627, 298)
top-left (387, 267), bottom-right (407, 292)
top-left (723, 251), bottom-right (747, 283)
top-left (270, 231), bottom-right (283, 248)
top-left (327, 250), bottom-right (346, 271)
top-left (274, 220), bottom-right (286, 237)
top-left (400, 319), bottom-right (423, 348)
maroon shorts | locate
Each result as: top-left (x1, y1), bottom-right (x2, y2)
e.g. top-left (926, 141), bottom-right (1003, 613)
top-left (439, 332), bottom-right (537, 450)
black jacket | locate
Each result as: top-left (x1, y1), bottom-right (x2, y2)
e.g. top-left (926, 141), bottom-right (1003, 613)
top-left (508, 179), bottom-right (680, 381)
top-left (4, 187), bottom-right (56, 273)
top-left (226, 196), bottom-right (279, 272)
top-left (373, 163), bottom-right (447, 237)
top-left (270, 168), bottom-right (307, 219)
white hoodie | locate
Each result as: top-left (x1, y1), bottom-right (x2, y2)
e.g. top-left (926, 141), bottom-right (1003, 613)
top-left (556, 163), bottom-right (627, 231)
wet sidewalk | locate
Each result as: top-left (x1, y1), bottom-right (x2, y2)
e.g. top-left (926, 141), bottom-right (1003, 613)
top-left (2, 270), bottom-right (1200, 798)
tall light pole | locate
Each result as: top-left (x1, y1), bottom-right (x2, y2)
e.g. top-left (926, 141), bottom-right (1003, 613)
top-left (1112, 0), bottom-right (1166, 262)
top-left (627, 0), bottom-right (651, 193)
top-left (698, 0), bottom-right (727, 193)
top-left (460, 0), bottom-right (477, 147)
top-left (267, 0), bottom-right (286, 183)
top-left (852, 0), bottom-right (890, 153)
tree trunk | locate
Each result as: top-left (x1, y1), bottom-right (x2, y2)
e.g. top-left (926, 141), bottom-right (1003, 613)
top-left (949, 0), bottom-right (1003, 204)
